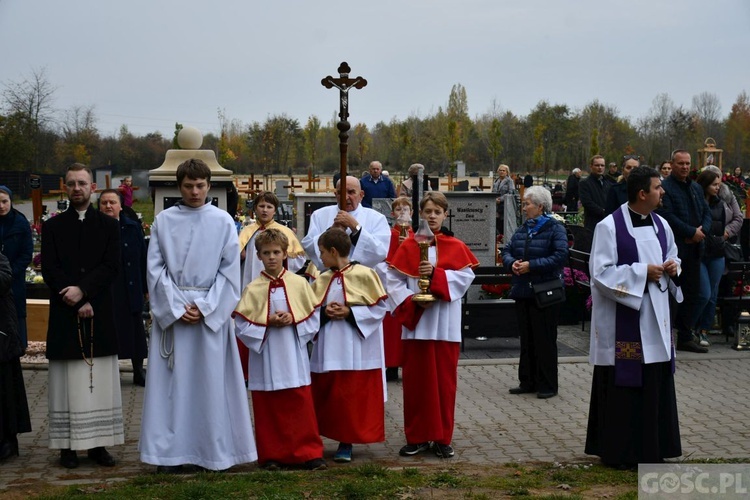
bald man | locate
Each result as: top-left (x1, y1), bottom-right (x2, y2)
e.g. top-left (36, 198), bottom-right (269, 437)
top-left (360, 161), bottom-right (396, 208)
top-left (301, 176), bottom-right (391, 270)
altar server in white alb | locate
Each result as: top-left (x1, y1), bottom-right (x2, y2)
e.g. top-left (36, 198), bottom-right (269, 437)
top-left (301, 176), bottom-right (391, 271)
top-left (310, 228), bottom-right (388, 464)
top-left (140, 159), bottom-right (257, 473)
top-left (233, 229), bottom-right (325, 471)
top-left (585, 166), bottom-right (683, 468)
top-left (236, 191), bottom-right (307, 382)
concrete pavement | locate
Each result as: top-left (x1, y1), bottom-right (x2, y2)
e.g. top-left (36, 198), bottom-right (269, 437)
top-left (2, 324), bottom-right (750, 492)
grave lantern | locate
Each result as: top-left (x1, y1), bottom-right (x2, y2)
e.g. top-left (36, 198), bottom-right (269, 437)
top-left (149, 126), bottom-right (234, 216)
top-left (696, 137), bottom-right (723, 171)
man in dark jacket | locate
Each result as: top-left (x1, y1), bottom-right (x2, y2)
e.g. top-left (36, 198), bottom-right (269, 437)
top-left (656, 150), bottom-right (711, 353)
top-left (563, 168), bottom-right (582, 210)
top-left (99, 189), bottom-right (148, 386)
top-left (579, 156), bottom-right (612, 232)
top-left (42, 164), bottom-right (123, 468)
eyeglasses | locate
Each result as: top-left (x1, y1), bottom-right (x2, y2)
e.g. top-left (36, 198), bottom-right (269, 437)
top-left (623, 155), bottom-right (640, 161)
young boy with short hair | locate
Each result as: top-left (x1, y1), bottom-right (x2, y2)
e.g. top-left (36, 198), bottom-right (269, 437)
top-left (233, 228), bottom-right (325, 471)
top-left (237, 191), bottom-right (307, 381)
top-left (310, 228), bottom-right (388, 463)
top-left (387, 191), bottom-right (479, 459)
top-left (380, 197), bottom-right (414, 381)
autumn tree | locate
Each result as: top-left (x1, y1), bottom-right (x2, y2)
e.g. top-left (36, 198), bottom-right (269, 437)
top-left (725, 91), bottom-right (750, 168)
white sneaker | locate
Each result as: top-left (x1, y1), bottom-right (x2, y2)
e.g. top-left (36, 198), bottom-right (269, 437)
top-left (698, 332), bottom-right (710, 347)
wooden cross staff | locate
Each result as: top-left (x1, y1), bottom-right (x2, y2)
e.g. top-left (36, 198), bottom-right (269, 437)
top-left (321, 62), bottom-right (367, 209)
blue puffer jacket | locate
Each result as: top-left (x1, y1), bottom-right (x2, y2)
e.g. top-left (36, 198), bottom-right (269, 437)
top-left (501, 217), bottom-right (569, 299)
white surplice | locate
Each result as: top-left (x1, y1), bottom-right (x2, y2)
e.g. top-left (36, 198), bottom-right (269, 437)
top-left (234, 285), bottom-right (320, 391)
top-left (386, 246), bottom-right (475, 343)
top-left (589, 204), bottom-right (683, 366)
top-left (310, 276), bottom-right (387, 373)
top-left (301, 204), bottom-right (390, 270)
top-left (140, 203), bottom-right (257, 469)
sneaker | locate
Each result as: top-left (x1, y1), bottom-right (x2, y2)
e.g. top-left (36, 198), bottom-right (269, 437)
top-left (399, 442), bottom-right (430, 456)
top-left (334, 443), bottom-right (353, 463)
top-left (698, 332), bottom-right (711, 347)
top-left (434, 443), bottom-right (455, 458)
top-left (262, 461), bottom-right (282, 471)
top-left (676, 339), bottom-right (708, 353)
top-left (304, 458), bottom-right (327, 471)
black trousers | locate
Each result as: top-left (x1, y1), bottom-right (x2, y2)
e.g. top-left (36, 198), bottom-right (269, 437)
top-left (673, 245), bottom-right (701, 343)
top-left (513, 298), bottom-right (559, 393)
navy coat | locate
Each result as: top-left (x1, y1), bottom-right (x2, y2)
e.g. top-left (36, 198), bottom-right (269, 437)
top-left (502, 217), bottom-right (569, 300)
top-left (111, 215), bottom-right (148, 359)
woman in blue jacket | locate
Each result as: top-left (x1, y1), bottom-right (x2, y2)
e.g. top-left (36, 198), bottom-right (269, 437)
top-left (502, 186), bottom-right (568, 399)
top-left (0, 186), bottom-right (33, 350)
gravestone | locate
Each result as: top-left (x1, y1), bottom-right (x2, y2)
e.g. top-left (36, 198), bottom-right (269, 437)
top-left (131, 169), bottom-right (149, 201)
top-left (275, 180), bottom-right (289, 199)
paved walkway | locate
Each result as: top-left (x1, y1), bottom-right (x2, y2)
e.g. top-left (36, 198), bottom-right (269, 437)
top-left (2, 324), bottom-right (750, 492)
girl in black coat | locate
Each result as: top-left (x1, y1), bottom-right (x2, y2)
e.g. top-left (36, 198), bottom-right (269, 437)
top-left (502, 186), bottom-right (568, 399)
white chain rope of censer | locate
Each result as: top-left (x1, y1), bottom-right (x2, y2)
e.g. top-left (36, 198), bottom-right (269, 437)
top-left (77, 318), bottom-right (94, 393)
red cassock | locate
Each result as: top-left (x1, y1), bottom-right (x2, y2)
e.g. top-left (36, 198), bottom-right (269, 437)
top-left (389, 232), bottom-right (478, 445)
top-left (383, 226), bottom-right (413, 368)
top-left (311, 370), bottom-right (385, 444)
top-left (251, 386), bottom-right (324, 465)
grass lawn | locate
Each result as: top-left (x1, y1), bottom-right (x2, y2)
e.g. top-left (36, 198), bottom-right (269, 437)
top-left (12, 462), bottom-right (641, 499)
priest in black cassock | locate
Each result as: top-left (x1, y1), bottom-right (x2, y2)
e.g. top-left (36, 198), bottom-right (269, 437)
top-left (585, 166), bottom-right (683, 468)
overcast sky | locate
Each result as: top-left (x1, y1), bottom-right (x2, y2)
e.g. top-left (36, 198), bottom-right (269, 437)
top-left (1, 0), bottom-right (749, 138)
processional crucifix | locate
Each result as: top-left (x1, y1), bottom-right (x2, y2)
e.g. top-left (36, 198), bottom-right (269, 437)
top-left (321, 62), bottom-right (367, 209)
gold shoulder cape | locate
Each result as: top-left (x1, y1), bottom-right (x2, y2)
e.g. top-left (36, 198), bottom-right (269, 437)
top-left (233, 269), bottom-right (317, 326)
top-left (238, 220), bottom-right (305, 258)
top-left (312, 263), bottom-right (387, 306)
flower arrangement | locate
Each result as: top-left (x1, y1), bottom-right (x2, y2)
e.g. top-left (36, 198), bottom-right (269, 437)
top-left (563, 267), bottom-right (589, 288)
top-left (732, 281), bottom-right (750, 297)
top-left (481, 283), bottom-right (512, 299)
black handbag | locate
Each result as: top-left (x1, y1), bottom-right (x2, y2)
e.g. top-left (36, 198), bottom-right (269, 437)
top-left (532, 279), bottom-right (566, 309)
top-left (725, 243), bottom-right (743, 263)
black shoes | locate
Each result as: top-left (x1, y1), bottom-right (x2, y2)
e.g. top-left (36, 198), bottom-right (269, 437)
top-left (87, 447), bottom-right (116, 466)
top-left (0, 437), bottom-right (19, 461)
top-left (676, 339), bottom-right (708, 353)
top-left (60, 449), bottom-right (79, 469)
top-left (132, 359), bottom-right (146, 387)
top-left (434, 443), bottom-right (455, 458)
top-left (509, 386), bottom-right (536, 395)
top-left (156, 465), bottom-right (184, 474)
top-left (385, 367), bottom-right (400, 382)
top-left (304, 458), bottom-right (327, 471)
top-left (537, 391), bottom-right (557, 399)
top-left (399, 442), bottom-right (431, 456)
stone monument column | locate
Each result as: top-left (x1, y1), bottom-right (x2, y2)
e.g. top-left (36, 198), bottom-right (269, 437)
top-left (149, 126), bottom-right (234, 216)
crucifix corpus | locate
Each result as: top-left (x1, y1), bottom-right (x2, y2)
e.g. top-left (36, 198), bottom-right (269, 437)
top-left (321, 62), bottom-right (367, 209)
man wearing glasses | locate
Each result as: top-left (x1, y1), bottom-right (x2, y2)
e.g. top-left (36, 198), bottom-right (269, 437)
top-left (579, 155), bottom-right (613, 232)
top-left (586, 165), bottom-right (683, 467)
top-left (42, 164), bottom-right (124, 468)
top-left (656, 150), bottom-right (711, 353)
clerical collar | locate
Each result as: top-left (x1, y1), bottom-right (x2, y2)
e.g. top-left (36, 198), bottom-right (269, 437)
top-left (76, 208), bottom-right (87, 221)
top-left (627, 206), bottom-right (653, 227)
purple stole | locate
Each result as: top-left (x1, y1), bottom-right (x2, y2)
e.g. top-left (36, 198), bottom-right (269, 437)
top-left (612, 208), bottom-right (671, 387)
